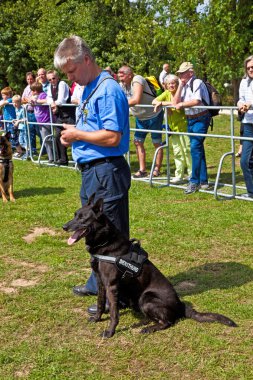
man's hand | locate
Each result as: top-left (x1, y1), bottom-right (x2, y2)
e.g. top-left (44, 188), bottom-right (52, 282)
top-left (51, 101), bottom-right (58, 115)
top-left (153, 102), bottom-right (162, 113)
top-left (175, 102), bottom-right (184, 110)
top-left (239, 103), bottom-right (251, 113)
top-left (60, 124), bottom-right (77, 146)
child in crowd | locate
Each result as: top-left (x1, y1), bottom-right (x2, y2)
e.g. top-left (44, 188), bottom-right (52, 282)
top-left (12, 95), bottom-right (28, 159)
top-left (152, 74), bottom-right (192, 183)
top-left (0, 87), bottom-right (18, 150)
top-left (29, 82), bottom-right (54, 163)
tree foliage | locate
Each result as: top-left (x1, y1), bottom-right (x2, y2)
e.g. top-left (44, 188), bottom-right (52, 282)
top-left (0, 0), bottom-right (252, 100)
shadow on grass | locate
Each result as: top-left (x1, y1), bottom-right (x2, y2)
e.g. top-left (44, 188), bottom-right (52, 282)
top-left (208, 171), bottom-right (245, 185)
top-left (14, 187), bottom-right (65, 198)
top-left (95, 262), bottom-right (251, 334)
top-left (170, 261), bottom-right (253, 296)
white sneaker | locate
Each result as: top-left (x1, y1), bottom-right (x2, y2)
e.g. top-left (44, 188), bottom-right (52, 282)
top-left (170, 177), bottom-right (184, 184)
top-left (200, 183), bottom-right (210, 190)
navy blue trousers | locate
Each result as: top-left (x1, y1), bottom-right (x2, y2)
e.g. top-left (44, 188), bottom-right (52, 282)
top-left (79, 156), bottom-right (131, 293)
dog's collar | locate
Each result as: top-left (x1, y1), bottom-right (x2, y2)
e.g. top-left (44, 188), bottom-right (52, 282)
top-left (0, 158), bottom-right (12, 163)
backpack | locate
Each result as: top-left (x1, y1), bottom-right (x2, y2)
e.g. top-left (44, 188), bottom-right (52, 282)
top-left (145, 76), bottom-right (163, 97)
top-left (190, 79), bottom-right (222, 117)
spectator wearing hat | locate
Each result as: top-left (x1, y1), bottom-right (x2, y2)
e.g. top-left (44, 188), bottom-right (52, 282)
top-left (174, 62), bottom-right (211, 195)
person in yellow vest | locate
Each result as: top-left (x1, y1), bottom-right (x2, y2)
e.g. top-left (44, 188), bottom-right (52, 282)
top-left (152, 74), bottom-right (191, 183)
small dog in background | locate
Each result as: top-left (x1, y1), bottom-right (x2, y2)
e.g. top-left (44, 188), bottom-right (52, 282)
top-left (0, 132), bottom-right (15, 202)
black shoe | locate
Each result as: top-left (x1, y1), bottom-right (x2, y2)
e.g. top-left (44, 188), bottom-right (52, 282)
top-left (48, 160), bottom-right (54, 164)
top-left (55, 160), bottom-right (68, 166)
top-left (73, 285), bottom-right (97, 297)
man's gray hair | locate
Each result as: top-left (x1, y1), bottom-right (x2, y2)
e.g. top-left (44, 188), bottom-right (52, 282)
top-left (54, 35), bottom-right (95, 69)
top-left (119, 65), bottom-right (134, 75)
top-left (244, 55), bottom-right (253, 76)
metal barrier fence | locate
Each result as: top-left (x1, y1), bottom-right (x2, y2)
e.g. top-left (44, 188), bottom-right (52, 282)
top-left (130, 104), bottom-right (253, 202)
top-left (1, 102), bottom-right (252, 201)
top-left (0, 103), bottom-right (77, 170)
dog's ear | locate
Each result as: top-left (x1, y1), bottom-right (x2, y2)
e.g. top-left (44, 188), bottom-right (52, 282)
top-left (92, 198), bottom-right (104, 214)
top-left (87, 193), bottom-right (96, 205)
top-left (4, 131), bottom-right (11, 141)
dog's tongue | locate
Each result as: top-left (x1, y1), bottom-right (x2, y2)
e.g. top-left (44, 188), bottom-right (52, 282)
top-left (68, 236), bottom-right (77, 245)
top-left (67, 229), bottom-right (85, 245)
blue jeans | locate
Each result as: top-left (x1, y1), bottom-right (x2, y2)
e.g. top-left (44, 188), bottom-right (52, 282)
top-left (18, 128), bottom-right (28, 150)
top-left (240, 123), bottom-right (253, 195)
top-left (27, 112), bottom-right (40, 153)
top-left (134, 110), bottom-right (164, 144)
top-left (187, 113), bottom-right (211, 185)
top-left (80, 156), bottom-right (131, 293)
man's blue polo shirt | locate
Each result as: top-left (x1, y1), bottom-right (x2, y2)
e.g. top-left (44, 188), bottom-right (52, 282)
top-left (73, 71), bottom-right (130, 163)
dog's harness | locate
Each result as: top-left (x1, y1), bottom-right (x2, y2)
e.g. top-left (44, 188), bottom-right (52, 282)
top-left (93, 240), bottom-right (148, 278)
top-left (0, 158), bottom-right (12, 182)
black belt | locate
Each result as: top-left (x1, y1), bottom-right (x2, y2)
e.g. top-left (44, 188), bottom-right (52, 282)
top-left (77, 156), bottom-right (123, 171)
top-left (27, 110), bottom-right (34, 113)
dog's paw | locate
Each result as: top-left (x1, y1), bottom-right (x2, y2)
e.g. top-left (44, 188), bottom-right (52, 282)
top-left (100, 329), bottom-right (114, 338)
top-left (88, 315), bottom-right (101, 323)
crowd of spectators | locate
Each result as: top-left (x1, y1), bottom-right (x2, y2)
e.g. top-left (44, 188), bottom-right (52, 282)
top-left (0, 56), bottom-right (252, 198)
top-left (0, 68), bottom-right (82, 164)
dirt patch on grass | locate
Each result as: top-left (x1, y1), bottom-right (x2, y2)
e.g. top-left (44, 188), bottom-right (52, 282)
top-left (4, 257), bottom-right (49, 273)
top-left (14, 364), bottom-right (34, 378)
top-left (11, 278), bottom-right (39, 287)
top-left (0, 257), bottom-right (49, 294)
top-left (0, 278), bottom-right (39, 294)
top-left (22, 227), bottom-right (57, 244)
top-left (0, 283), bottom-right (18, 294)
top-left (174, 280), bottom-right (197, 292)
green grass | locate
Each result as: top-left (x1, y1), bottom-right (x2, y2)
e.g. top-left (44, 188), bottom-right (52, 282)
top-left (0, 115), bottom-right (252, 380)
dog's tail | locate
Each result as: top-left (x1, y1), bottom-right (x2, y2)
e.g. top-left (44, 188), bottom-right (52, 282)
top-left (184, 304), bottom-right (237, 327)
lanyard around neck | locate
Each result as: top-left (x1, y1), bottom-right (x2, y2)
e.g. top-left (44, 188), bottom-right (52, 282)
top-left (76, 76), bottom-right (115, 126)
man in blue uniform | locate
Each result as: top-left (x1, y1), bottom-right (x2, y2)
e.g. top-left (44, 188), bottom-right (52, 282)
top-left (54, 36), bottom-right (131, 313)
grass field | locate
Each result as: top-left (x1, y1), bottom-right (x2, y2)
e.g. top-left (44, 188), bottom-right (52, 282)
top-left (0, 115), bottom-right (252, 380)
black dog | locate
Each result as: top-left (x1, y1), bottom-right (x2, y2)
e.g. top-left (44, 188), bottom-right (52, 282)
top-left (63, 194), bottom-right (237, 338)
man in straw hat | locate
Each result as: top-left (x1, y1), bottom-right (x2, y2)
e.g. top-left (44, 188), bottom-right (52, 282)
top-left (173, 62), bottom-right (211, 194)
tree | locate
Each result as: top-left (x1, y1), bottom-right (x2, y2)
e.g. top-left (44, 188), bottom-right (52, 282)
top-left (0, 0), bottom-right (252, 102)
